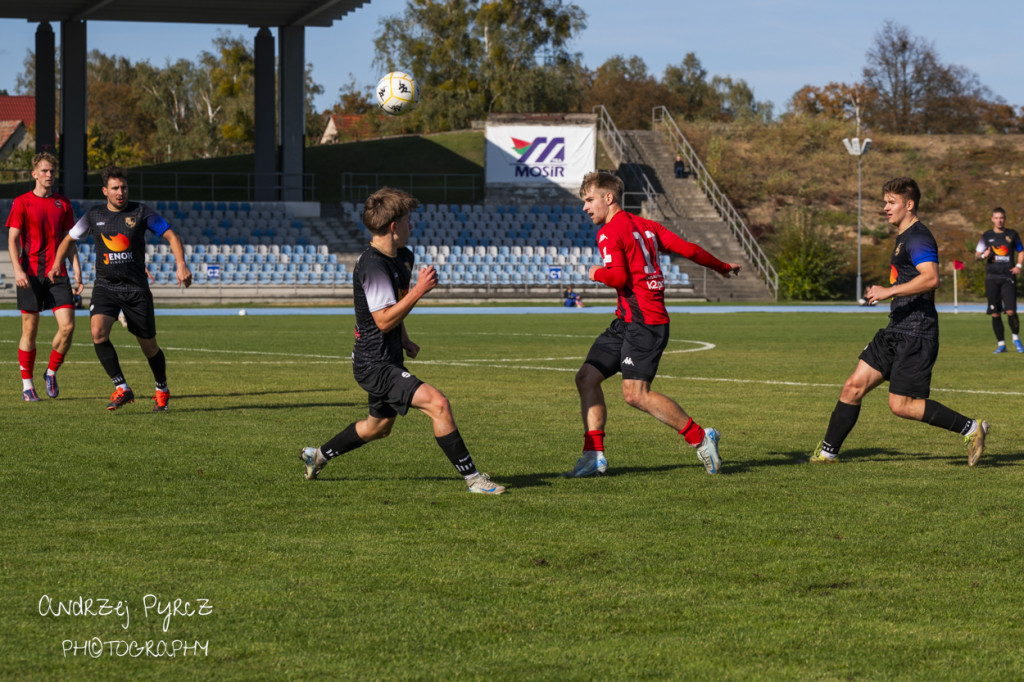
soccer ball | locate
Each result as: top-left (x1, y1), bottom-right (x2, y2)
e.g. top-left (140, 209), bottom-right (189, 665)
top-left (375, 71), bottom-right (419, 116)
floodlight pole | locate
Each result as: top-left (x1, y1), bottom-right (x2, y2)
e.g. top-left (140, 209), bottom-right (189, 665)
top-left (843, 137), bottom-right (871, 301)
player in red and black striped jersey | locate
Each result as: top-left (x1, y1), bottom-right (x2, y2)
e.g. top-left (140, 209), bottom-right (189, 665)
top-left (5, 152), bottom-right (83, 402)
top-left (566, 171), bottom-right (741, 478)
top-left (812, 177), bottom-right (989, 466)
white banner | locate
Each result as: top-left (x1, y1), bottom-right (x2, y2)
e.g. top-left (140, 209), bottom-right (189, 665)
top-left (485, 124), bottom-right (596, 188)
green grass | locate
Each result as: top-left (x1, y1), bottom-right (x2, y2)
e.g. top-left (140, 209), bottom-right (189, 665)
top-left (2, 310), bottom-right (1023, 679)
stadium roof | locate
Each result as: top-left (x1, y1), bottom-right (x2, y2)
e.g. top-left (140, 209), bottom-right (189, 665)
top-left (0, 0), bottom-right (371, 27)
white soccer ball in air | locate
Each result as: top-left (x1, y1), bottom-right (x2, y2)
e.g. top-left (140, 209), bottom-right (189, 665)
top-left (375, 71), bottom-right (419, 116)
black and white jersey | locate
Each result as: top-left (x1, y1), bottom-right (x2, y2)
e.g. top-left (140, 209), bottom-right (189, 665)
top-left (887, 221), bottom-right (939, 339)
top-left (351, 245), bottom-right (414, 374)
top-left (70, 201), bottom-right (169, 292)
top-left (976, 229), bottom-right (1022, 280)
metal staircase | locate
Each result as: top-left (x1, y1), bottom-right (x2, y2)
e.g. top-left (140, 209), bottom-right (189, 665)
top-left (594, 104), bottom-right (777, 301)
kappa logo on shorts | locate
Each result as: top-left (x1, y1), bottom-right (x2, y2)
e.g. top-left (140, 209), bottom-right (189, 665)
top-left (622, 357), bottom-right (635, 366)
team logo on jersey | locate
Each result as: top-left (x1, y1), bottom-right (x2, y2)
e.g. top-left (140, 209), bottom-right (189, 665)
top-left (125, 217), bottom-right (136, 228)
top-left (101, 233), bottom-right (132, 265)
top-left (893, 243), bottom-right (902, 257)
top-left (54, 199), bottom-right (63, 209)
top-left (890, 264), bottom-right (898, 284)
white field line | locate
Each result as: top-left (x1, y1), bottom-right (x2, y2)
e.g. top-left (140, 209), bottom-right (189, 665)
top-left (1, 338), bottom-right (1017, 397)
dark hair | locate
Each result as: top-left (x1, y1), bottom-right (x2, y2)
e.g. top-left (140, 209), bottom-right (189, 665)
top-left (882, 177), bottom-right (921, 210)
top-left (992, 207), bottom-right (1006, 216)
top-left (579, 171), bottom-right (624, 204)
top-left (362, 187), bottom-right (420, 236)
top-left (101, 164), bottom-right (128, 188)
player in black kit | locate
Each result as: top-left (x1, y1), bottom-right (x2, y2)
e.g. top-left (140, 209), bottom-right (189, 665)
top-left (974, 207), bottom-right (1024, 353)
top-left (299, 187), bottom-right (505, 494)
top-left (811, 177), bottom-right (990, 466)
top-left (50, 165), bottom-right (192, 411)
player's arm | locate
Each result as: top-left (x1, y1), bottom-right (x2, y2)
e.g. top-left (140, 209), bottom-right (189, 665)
top-left (587, 230), bottom-right (628, 288)
top-left (49, 214), bottom-right (89, 282)
top-left (865, 238), bottom-right (939, 303)
top-left (400, 322), bottom-right (420, 359)
top-left (371, 265), bottom-right (438, 333)
top-left (1014, 234), bottom-right (1023, 273)
top-left (975, 236), bottom-right (990, 261)
top-left (660, 227), bottom-right (740, 278)
top-left (67, 241), bottom-right (84, 295)
top-left (162, 228), bottom-right (192, 288)
top-left (7, 226), bottom-right (29, 288)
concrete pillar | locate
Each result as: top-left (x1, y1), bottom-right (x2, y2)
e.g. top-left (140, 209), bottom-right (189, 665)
top-left (59, 20), bottom-right (87, 199)
top-left (34, 22), bottom-right (56, 155)
top-left (278, 25), bottom-right (305, 202)
top-left (254, 27), bottom-right (276, 201)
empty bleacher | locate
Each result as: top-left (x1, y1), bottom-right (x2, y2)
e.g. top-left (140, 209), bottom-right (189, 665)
top-left (0, 198), bottom-right (692, 293)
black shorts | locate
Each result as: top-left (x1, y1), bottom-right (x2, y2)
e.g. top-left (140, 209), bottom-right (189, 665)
top-left (985, 277), bottom-right (1017, 315)
top-left (17, 274), bottom-right (75, 313)
top-left (584, 318), bottom-right (669, 382)
top-left (859, 329), bottom-right (938, 399)
top-left (354, 362), bottom-right (424, 419)
top-left (90, 285), bottom-right (157, 339)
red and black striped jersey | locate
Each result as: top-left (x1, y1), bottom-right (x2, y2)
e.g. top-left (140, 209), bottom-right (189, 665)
top-left (5, 191), bottom-right (75, 277)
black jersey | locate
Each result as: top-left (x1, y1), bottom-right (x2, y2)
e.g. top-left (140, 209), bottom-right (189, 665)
top-left (887, 221), bottom-right (939, 339)
top-left (71, 201), bottom-right (169, 291)
top-left (976, 229), bottom-right (1022, 280)
top-left (351, 245), bottom-right (414, 375)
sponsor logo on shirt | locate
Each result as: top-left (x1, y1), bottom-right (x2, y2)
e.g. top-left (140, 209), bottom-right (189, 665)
top-left (101, 233), bottom-right (132, 265)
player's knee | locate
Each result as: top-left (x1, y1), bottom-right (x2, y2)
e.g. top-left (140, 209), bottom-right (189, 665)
top-left (888, 399), bottom-right (914, 419)
top-left (621, 386), bottom-right (645, 409)
top-left (575, 365), bottom-right (600, 392)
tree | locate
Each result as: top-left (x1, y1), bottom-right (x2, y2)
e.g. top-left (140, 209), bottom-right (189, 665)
top-left (861, 21), bottom-right (1001, 134)
top-left (582, 55), bottom-right (666, 129)
top-left (789, 82), bottom-right (876, 133)
top-left (663, 53), bottom-right (721, 121)
top-left (373, 0), bottom-right (587, 132)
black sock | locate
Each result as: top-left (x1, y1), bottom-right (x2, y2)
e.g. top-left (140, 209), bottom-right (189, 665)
top-left (993, 316), bottom-right (1005, 342)
top-left (436, 429), bottom-right (477, 477)
top-left (321, 422), bottom-right (365, 460)
top-left (822, 401), bottom-right (861, 455)
top-left (922, 400), bottom-right (973, 435)
top-left (147, 349), bottom-right (167, 387)
top-left (1009, 314), bottom-right (1020, 336)
top-left (94, 340), bottom-right (125, 386)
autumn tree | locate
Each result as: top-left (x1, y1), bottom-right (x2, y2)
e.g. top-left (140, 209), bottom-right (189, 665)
top-left (373, 0), bottom-right (587, 132)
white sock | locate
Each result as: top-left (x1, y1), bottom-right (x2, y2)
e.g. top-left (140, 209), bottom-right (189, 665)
top-left (45, 368), bottom-right (56, 377)
top-left (997, 340), bottom-right (1006, 347)
top-left (22, 378), bottom-right (34, 390)
top-left (116, 382), bottom-right (129, 391)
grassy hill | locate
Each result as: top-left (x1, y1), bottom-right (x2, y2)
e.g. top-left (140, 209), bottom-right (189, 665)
top-left (681, 117), bottom-right (1024, 300)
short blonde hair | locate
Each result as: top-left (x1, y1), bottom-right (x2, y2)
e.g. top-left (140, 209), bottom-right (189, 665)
top-left (32, 152), bottom-right (57, 170)
top-left (579, 171), bottom-right (623, 204)
top-left (362, 187), bottom-right (420, 236)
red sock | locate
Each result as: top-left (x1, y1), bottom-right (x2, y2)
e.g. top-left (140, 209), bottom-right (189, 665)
top-left (584, 430), bottom-right (604, 452)
top-left (18, 349), bottom-right (36, 380)
top-left (48, 349), bottom-right (66, 373)
top-left (680, 418), bottom-right (705, 447)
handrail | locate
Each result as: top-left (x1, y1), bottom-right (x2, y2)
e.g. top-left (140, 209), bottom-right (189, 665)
top-left (652, 105), bottom-right (779, 300)
top-left (593, 105), bottom-right (663, 220)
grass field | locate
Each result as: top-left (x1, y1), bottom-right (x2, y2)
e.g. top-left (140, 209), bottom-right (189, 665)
top-left (2, 309), bottom-right (1023, 680)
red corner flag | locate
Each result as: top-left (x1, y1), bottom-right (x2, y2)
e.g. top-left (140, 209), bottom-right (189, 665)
top-left (953, 259), bottom-right (965, 270)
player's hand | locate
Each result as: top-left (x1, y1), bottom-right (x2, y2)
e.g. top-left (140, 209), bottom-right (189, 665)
top-left (414, 265), bottom-right (438, 294)
top-left (177, 266), bottom-right (193, 288)
top-left (73, 278), bottom-right (84, 295)
top-left (722, 263), bottom-right (742, 278)
top-left (978, 248), bottom-right (991, 260)
top-left (588, 265), bottom-right (601, 281)
top-left (15, 268), bottom-right (30, 288)
top-left (44, 266), bottom-right (60, 284)
top-left (403, 339), bottom-right (420, 359)
top-left (864, 284), bottom-right (890, 305)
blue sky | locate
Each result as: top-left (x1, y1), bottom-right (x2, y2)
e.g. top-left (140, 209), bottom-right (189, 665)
top-left (1, 0), bottom-right (1022, 115)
